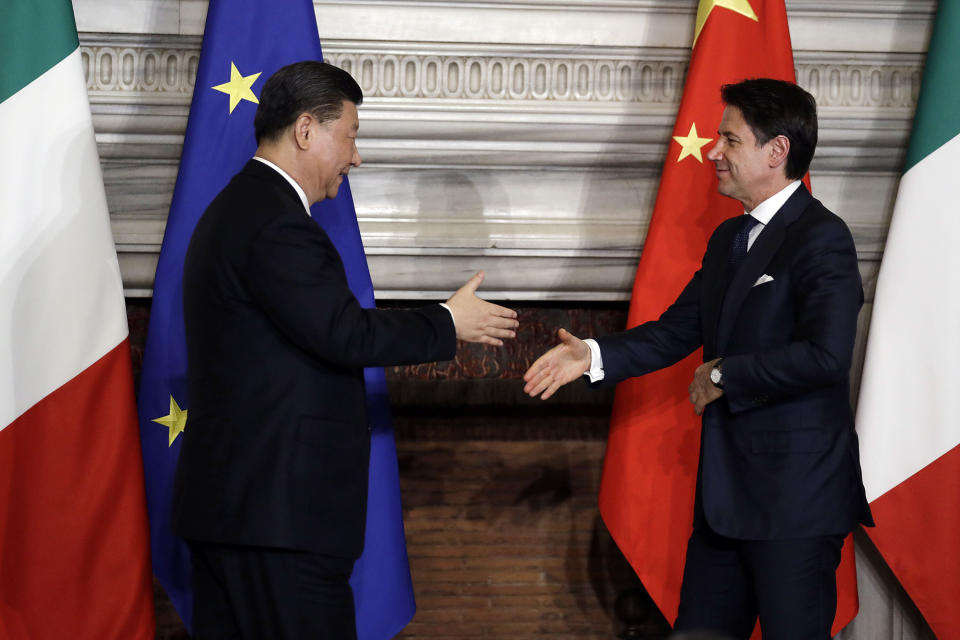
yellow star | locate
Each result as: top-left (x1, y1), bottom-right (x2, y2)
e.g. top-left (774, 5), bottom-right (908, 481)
top-left (673, 122), bottom-right (713, 163)
top-left (693, 0), bottom-right (759, 48)
top-left (211, 62), bottom-right (261, 114)
top-left (153, 395), bottom-right (188, 447)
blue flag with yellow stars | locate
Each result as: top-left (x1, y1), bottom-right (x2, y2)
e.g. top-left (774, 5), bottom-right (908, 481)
top-left (136, 0), bottom-right (416, 636)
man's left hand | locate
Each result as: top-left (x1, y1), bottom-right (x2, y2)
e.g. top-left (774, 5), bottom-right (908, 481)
top-left (690, 358), bottom-right (724, 415)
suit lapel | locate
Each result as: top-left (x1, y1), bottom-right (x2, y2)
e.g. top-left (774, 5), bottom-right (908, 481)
top-left (242, 159), bottom-right (307, 213)
top-left (702, 218), bottom-right (741, 354)
top-left (715, 184), bottom-right (813, 353)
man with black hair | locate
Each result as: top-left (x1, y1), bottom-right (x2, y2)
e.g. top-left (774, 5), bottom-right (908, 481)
top-left (173, 60), bottom-right (518, 639)
top-left (524, 78), bottom-right (873, 639)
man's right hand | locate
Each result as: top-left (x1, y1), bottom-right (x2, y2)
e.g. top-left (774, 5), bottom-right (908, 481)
top-left (523, 328), bottom-right (590, 400)
top-left (445, 271), bottom-right (518, 346)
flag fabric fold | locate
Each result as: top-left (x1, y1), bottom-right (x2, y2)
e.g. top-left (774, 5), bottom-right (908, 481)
top-left (0, 1), bottom-right (154, 637)
top-left (597, 0), bottom-right (858, 634)
top-left (136, 0), bottom-right (415, 636)
top-left (856, 0), bottom-right (960, 636)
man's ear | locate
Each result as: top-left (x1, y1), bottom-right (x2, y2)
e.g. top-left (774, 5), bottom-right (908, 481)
top-left (768, 134), bottom-right (790, 170)
top-left (293, 113), bottom-right (314, 150)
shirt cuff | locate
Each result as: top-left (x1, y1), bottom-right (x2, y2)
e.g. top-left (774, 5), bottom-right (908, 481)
top-left (439, 302), bottom-right (455, 329)
top-left (583, 338), bottom-right (604, 382)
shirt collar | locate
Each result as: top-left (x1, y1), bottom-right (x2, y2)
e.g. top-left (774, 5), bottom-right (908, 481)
top-left (745, 180), bottom-right (802, 225)
top-left (252, 156), bottom-right (311, 217)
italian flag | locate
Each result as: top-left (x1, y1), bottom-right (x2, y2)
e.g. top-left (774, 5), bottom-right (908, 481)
top-left (856, 0), bottom-right (960, 637)
top-left (0, 1), bottom-right (155, 637)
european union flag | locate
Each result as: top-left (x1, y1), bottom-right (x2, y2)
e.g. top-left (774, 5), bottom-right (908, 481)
top-left (136, 1), bottom-right (415, 636)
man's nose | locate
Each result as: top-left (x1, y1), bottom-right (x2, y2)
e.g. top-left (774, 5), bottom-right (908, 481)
top-left (352, 146), bottom-right (362, 167)
top-left (706, 141), bottom-right (721, 161)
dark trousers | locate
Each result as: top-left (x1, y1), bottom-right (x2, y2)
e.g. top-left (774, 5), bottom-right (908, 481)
top-left (188, 541), bottom-right (357, 640)
top-left (673, 527), bottom-right (845, 640)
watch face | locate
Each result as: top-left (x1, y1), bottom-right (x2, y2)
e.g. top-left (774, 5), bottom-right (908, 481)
top-left (710, 368), bottom-right (721, 384)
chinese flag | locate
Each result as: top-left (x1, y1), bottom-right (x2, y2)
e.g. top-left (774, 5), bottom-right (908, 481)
top-left (597, 0), bottom-right (858, 636)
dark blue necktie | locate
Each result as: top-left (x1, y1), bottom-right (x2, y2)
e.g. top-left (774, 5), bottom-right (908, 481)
top-left (729, 215), bottom-right (760, 267)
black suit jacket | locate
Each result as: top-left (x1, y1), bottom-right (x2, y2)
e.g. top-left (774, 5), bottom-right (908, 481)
top-left (172, 160), bottom-right (456, 558)
top-left (597, 185), bottom-right (873, 539)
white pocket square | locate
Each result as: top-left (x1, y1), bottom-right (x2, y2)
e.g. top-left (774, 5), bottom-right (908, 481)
top-left (753, 274), bottom-right (775, 287)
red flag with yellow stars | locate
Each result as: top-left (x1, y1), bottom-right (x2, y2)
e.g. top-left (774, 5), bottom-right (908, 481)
top-left (597, 0), bottom-right (859, 635)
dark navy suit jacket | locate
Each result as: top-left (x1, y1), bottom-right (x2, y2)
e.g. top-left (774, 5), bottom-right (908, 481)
top-left (172, 160), bottom-right (456, 558)
top-left (596, 184), bottom-right (873, 540)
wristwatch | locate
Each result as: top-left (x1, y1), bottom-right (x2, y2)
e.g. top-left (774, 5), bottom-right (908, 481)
top-left (709, 359), bottom-right (724, 389)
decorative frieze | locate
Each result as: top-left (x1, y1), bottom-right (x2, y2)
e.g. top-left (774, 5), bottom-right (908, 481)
top-left (327, 48), bottom-right (926, 110)
top-left (81, 36), bottom-right (199, 98)
top-left (80, 35), bottom-right (923, 112)
top-left (796, 55), bottom-right (922, 110)
top-left (80, 34), bottom-right (909, 302)
top-left (327, 49), bottom-right (686, 104)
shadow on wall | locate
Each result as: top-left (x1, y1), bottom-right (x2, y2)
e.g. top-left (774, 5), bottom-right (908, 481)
top-left (412, 168), bottom-right (513, 294)
top-left (414, 168), bottom-right (511, 248)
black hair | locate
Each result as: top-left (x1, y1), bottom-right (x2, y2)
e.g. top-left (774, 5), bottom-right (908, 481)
top-left (720, 78), bottom-right (817, 179)
top-left (253, 60), bottom-right (363, 145)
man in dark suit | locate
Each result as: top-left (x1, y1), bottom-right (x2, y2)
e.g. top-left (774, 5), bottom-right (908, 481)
top-left (172, 61), bottom-right (518, 639)
top-left (523, 78), bottom-right (873, 639)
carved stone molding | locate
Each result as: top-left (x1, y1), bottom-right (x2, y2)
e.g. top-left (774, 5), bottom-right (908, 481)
top-left (796, 54), bottom-right (922, 111)
top-left (80, 34), bottom-right (198, 98)
top-left (77, 34), bottom-right (912, 300)
top-left (333, 51), bottom-right (682, 104)
top-left (80, 35), bottom-right (923, 111)
top-left (80, 35), bottom-right (921, 174)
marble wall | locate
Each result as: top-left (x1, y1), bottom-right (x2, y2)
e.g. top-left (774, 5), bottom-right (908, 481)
top-left (79, 0), bottom-right (931, 302)
top-left (78, 1), bottom-right (938, 638)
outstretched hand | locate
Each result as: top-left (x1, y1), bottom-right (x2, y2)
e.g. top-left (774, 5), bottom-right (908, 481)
top-left (523, 328), bottom-right (591, 400)
top-left (445, 271), bottom-right (518, 346)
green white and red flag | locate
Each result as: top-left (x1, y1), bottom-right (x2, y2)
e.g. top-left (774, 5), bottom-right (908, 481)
top-left (0, 1), bottom-right (155, 637)
top-left (857, 0), bottom-right (960, 637)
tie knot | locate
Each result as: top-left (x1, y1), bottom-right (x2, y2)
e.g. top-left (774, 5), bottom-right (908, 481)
top-left (741, 215), bottom-right (760, 233)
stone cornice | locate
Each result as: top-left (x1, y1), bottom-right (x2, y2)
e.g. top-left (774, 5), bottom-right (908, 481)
top-left (75, 1), bottom-right (936, 52)
top-left (80, 34), bottom-right (923, 105)
top-left (81, 34), bottom-right (920, 173)
top-left (76, 31), bottom-right (912, 299)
